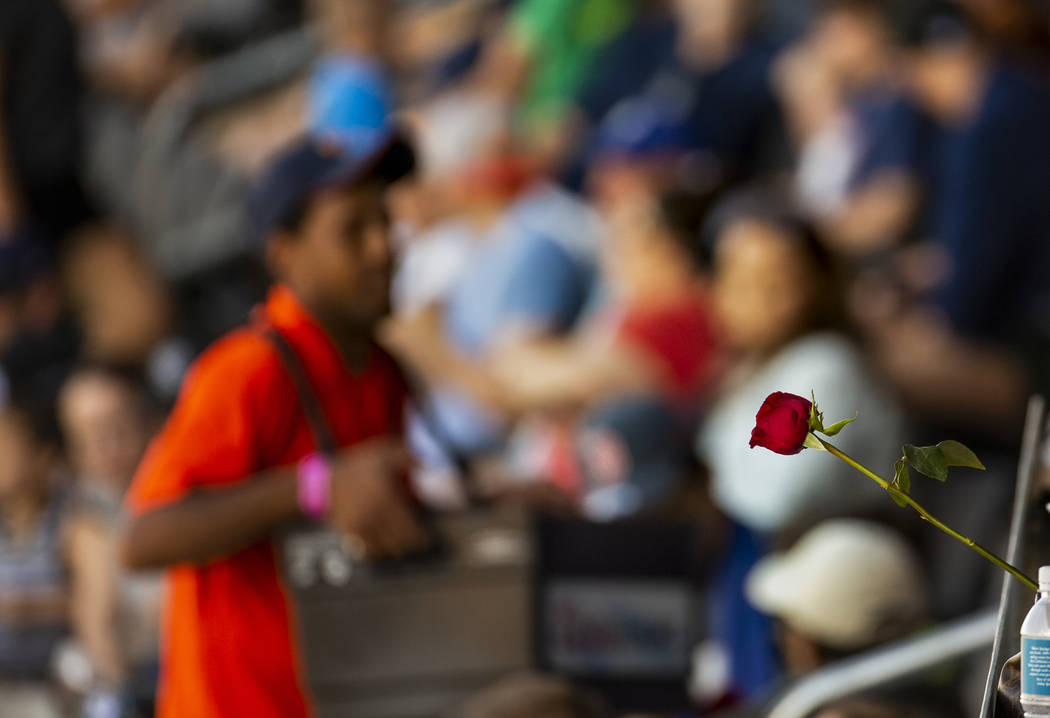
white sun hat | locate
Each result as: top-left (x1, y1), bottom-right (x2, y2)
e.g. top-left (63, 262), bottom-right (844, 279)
top-left (746, 519), bottom-right (928, 650)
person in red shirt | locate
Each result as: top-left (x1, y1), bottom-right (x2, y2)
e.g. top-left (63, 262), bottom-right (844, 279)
top-left (484, 186), bottom-right (721, 412)
top-left (119, 131), bottom-right (429, 718)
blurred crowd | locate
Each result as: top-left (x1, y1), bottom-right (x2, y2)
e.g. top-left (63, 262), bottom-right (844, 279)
top-left (4, 0), bottom-right (1050, 716)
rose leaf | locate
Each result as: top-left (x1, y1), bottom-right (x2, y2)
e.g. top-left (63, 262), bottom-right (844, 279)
top-left (937, 440), bottom-right (986, 470)
top-left (903, 444), bottom-right (949, 482)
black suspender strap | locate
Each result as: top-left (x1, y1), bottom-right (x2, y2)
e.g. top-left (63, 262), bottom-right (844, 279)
top-left (261, 327), bottom-right (338, 457)
top-left (260, 322), bottom-right (485, 507)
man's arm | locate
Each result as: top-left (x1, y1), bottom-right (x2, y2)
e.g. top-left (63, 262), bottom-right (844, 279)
top-left (120, 465), bottom-right (298, 571)
top-left (487, 335), bottom-right (661, 412)
top-left (121, 440), bottom-right (428, 570)
top-left (869, 310), bottom-right (1029, 439)
top-left (381, 308), bottom-right (517, 415)
top-left (68, 516), bottom-right (127, 685)
top-left (825, 171), bottom-right (919, 255)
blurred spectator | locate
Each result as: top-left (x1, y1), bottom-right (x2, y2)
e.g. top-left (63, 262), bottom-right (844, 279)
top-left (903, 1), bottom-right (1050, 342)
top-left (747, 520), bottom-right (927, 668)
top-left (662, 0), bottom-right (788, 179)
top-left (387, 92), bottom-right (507, 320)
top-left (558, 2), bottom-right (676, 188)
top-left (488, 187), bottom-right (719, 413)
top-left (383, 94), bottom-right (599, 466)
top-left (570, 0), bottom-right (788, 185)
top-left (0, 0), bottom-right (95, 243)
top-left (119, 125), bottom-right (425, 718)
top-left (583, 96), bottom-right (712, 214)
top-left (0, 401), bottom-right (68, 718)
top-left (484, 0), bottom-right (635, 162)
top-left (59, 366), bottom-right (152, 518)
top-left (61, 226), bottom-right (191, 404)
top-left (696, 191), bottom-right (900, 534)
top-left (58, 366), bottom-right (161, 716)
top-left (857, 1), bottom-right (1050, 436)
top-left (456, 672), bottom-right (607, 718)
top-left (783, 0), bottom-right (929, 255)
top-left (573, 2), bottom-right (676, 136)
top-left (746, 519), bottom-right (953, 715)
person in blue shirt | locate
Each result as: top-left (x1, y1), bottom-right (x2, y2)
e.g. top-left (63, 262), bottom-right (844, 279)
top-left (860, 1), bottom-right (1050, 440)
top-left (805, 0), bottom-right (933, 255)
top-left (561, 0), bottom-right (788, 189)
top-left (658, 0), bottom-right (788, 180)
top-left (382, 105), bottom-right (599, 479)
top-left (906, 15), bottom-right (1050, 345)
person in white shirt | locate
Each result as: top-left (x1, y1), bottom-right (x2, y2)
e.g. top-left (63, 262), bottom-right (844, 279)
top-left (697, 191), bottom-right (902, 534)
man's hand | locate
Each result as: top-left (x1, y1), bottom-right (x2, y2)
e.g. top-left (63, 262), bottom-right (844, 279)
top-left (864, 308), bottom-right (1028, 436)
top-left (327, 440), bottom-right (430, 560)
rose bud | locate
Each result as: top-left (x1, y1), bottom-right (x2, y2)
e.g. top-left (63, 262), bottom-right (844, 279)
top-left (749, 392), bottom-right (813, 455)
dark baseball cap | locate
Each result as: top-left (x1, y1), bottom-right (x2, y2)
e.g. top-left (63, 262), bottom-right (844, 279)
top-left (576, 397), bottom-right (690, 520)
top-left (248, 126), bottom-right (416, 244)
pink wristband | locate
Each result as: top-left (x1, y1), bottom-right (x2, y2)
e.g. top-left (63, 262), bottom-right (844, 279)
top-left (297, 453), bottom-right (332, 519)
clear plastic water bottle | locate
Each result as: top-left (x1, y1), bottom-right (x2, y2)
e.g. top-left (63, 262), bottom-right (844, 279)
top-left (1021, 566), bottom-right (1050, 716)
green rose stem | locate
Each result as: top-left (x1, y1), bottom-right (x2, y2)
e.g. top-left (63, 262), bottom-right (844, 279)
top-left (816, 435), bottom-right (1038, 592)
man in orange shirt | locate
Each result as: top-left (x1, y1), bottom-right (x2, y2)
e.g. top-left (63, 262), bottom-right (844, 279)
top-left (120, 130), bottom-right (429, 718)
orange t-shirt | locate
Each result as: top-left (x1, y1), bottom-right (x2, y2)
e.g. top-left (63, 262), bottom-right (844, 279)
top-left (126, 285), bottom-right (407, 718)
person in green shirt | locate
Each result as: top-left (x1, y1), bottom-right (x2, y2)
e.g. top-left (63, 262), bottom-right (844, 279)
top-left (496, 0), bottom-right (635, 156)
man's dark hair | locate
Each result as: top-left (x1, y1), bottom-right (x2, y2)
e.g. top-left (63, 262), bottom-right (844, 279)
top-left (656, 184), bottom-right (730, 273)
top-left (701, 186), bottom-right (834, 275)
top-left (274, 198), bottom-right (310, 235)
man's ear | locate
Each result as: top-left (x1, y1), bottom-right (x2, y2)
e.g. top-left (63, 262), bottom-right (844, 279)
top-left (264, 230), bottom-right (297, 279)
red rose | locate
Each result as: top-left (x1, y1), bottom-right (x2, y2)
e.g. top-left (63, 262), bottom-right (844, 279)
top-left (750, 392), bottom-right (813, 455)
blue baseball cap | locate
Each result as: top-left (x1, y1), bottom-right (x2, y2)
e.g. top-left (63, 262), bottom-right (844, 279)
top-left (590, 96), bottom-right (694, 163)
top-left (310, 54), bottom-right (392, 158)
top-left (248, 127), bottom-right (416, 244)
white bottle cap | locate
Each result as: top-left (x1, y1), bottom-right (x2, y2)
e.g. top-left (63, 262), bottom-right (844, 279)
top-left (1039, 565), bottom-right (1050, 590)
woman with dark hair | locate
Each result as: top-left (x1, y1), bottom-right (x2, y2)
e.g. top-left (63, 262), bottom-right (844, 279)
top-left (696, 188), bottom-right (902, 534)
